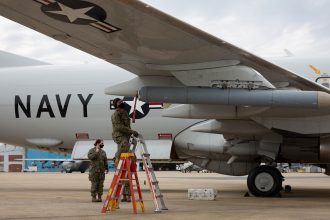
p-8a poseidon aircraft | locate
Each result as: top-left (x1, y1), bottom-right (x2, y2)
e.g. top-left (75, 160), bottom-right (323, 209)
top-left (1, 0), bottom-right (330, 197)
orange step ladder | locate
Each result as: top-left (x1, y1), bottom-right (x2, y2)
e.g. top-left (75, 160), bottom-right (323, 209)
top-left (101, 153), bottom-right (144, 214)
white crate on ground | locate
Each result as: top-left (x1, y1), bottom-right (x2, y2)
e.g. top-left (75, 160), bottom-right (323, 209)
top-left (188, 188), bottom-right (217, 200)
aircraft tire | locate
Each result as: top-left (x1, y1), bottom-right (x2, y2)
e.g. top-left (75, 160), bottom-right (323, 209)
top-left (247, 165), bottom-right (283, 197)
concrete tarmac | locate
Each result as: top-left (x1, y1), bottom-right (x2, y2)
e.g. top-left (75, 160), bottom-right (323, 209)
top-left (1, 172), bottom-right (330, 220)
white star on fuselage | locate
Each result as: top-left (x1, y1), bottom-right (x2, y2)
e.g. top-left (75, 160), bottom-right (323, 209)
top-left (47, 3), bottom-right (96, 23)
top-left (125, 98), bottom-right (146, 115)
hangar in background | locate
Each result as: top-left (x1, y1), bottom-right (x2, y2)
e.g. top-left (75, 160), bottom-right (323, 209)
top-left (0, 143), bottom-right (25, 172)
top-left (0, 143), bottom-right (70, 172)
top-left (25, 149), bottom-right (71, 172)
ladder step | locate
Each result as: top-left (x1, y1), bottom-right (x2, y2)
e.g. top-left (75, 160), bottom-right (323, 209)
top-left (119, 178), bottom-right (136, 181)
top-left (151, 181), bottom-right (159, 185)
top-left (155, 194), bottom-right (163, 198)
top-left (142, 153), bottom-right (150, 157)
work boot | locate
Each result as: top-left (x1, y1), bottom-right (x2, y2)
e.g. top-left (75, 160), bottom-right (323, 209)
top-left (92, 196), bottom-right (98, 202)
top-left (121, 195), bottom-right (131, 203)
top-left (97, 194), bottom-right (102, 202)
top-left (121, 195), bottom-right (127, 202)
top-left (121, 195), bottom-right (129, 202)
top-left (126, 196), bottom-right (131, 203)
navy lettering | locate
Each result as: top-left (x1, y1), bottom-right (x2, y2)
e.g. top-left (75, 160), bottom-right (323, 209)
top-left (56, 94), bottom-right (71, 118)
top-left (78, 94), bottom-right (93, 117)
top-left (36, 95), bottom-right (55, 118)
top-left (15, 95), bottom-right (31, 118)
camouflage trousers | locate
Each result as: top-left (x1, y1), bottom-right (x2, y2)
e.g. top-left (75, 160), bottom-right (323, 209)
top-left (114, 136), bottom-right (131, 196)
top-left (114, 136), bottom-right (130, 162)
top-left (89, 172), bottom-right (105, 197)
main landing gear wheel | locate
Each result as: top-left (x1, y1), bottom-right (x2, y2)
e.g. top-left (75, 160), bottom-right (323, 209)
top-left (247, 165), bottom-right (283, 197)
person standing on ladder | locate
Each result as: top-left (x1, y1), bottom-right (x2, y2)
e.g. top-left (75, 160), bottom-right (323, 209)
top-left (88, 139), bottom-right (108, 202)
top-left (111, 98), bottom-right (139, 202)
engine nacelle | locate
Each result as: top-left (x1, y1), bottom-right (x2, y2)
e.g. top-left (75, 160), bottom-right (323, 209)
top-left (173, 121), bottom-right (330, 175)
top-left (265, 136), bottom-right (330, 163)
top-left (173, 128), bottom-right (259, 176)
top-left (189, 157), bottom-right (258, 176)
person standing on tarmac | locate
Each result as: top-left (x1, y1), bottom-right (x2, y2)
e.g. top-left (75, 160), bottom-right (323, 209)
top-left (88, 139), bottom-right (108, 202)
top-left (111, 98), bottom-right (139, 202)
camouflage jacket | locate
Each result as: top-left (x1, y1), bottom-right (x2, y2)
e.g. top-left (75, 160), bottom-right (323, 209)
top-left (88, 147), bottom-right (108, 173)
top-left (111, 109), bottom-right (133, 138)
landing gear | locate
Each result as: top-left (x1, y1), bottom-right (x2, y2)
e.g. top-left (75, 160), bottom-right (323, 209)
top-left (247, 165), bottom-right (283, 197)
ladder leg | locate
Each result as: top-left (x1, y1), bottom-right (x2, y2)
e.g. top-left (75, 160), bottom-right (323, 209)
top-left (112, 161), bottom-right (127, 210)
top-left (132, 161), bottom-right (145, 213)
top-left (142, 159), bottom-right (162, 212)
top-left (102, 158), bottom-right (125, 213)
top-left (127, 158), bottom-right (137, 214)
top-left (139, 137), bottom-right (168, 211)
top-left (147, 159), bottom-right (168, 210)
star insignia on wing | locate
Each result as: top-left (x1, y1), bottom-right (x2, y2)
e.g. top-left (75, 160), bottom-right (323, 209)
top-left (35, 0), bottom-right (121, 33)
top-left (47, 3), bottom-right (96, 23)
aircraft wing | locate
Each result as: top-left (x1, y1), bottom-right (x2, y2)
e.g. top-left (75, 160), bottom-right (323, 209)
top-left (0, 0), bottom-right (327, 92)
top-left (0, 50), bottom-right (48, 68)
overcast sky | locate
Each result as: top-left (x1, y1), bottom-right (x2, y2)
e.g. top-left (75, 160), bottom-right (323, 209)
top-left (0, 0), bottom-right (329, 64)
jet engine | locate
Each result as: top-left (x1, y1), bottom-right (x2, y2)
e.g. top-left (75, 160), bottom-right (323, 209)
top-left (278, 136), bottom-right (330, 163)
top-left (173, 128), bottom-right (259, 176)
top-left (173, 121), bottom-right (330, 176)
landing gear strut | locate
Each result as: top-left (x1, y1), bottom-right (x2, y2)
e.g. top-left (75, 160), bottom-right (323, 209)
top-left (247, 165), bottom-right (283, 197)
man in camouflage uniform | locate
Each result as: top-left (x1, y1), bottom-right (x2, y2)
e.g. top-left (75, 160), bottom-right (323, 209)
top-left (111, 98), bottom-right (138, 202)
top-left (88, 139), bottom-right (108, 202)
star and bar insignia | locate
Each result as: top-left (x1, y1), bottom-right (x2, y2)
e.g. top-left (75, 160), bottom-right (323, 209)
top-left (110, 97), bottom-right (163, 120)
top-left (34, 0), bottom-right (121, 33)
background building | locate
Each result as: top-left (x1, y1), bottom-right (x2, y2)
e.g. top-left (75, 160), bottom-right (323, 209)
top-left (0, 143), bottom-right (70, 172)
top-left (0, 143), bottom-right (25, 172)
top-left (25, 149), bottom-right (71, 172)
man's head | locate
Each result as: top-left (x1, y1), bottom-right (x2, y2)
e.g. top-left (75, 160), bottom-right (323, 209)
top-left (113, 98), bottom-right (125, 109)
top-left (94, 139), bottom-right (104, 148)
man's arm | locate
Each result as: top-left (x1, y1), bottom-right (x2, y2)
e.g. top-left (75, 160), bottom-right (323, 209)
top-left (88, 148), bottom-right (98, 161)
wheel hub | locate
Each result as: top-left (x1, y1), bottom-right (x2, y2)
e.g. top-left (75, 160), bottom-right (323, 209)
top-left (254, 172), bottom-right (274, 192)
